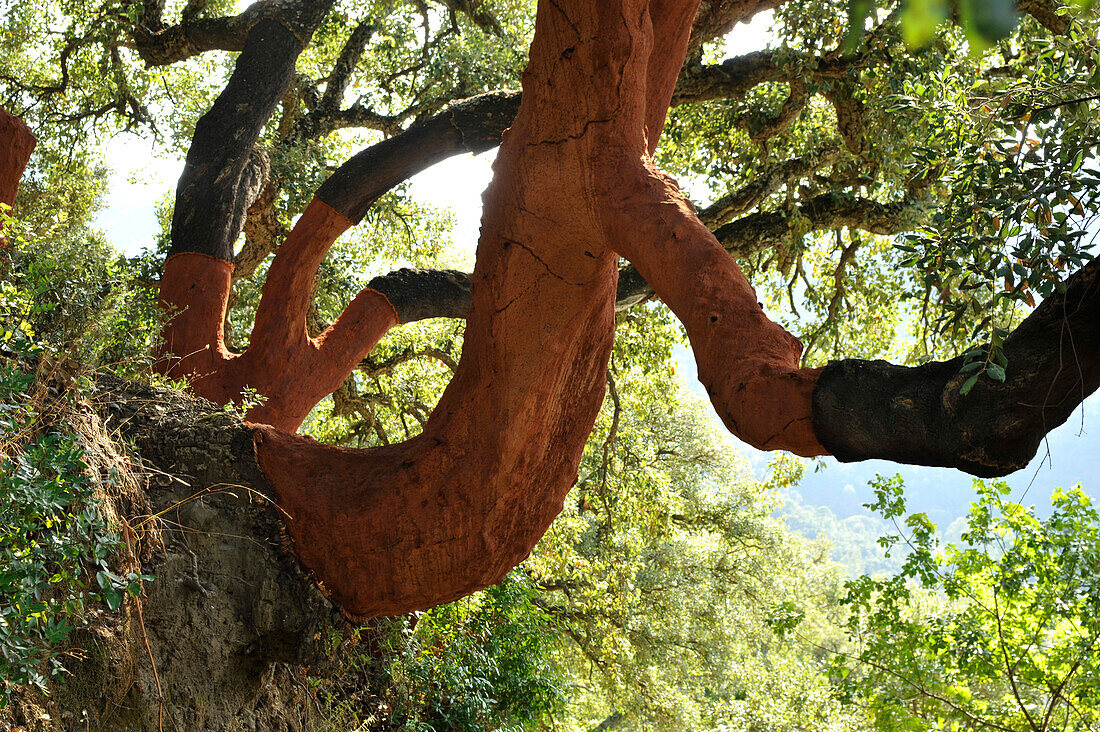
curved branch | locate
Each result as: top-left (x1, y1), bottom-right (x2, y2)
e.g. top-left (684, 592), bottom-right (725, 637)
top-left (430, 0), bottom-right (506, 36)
top-left (130, 0), bottom-right (281, 67)
top-left (672, 48), bottom-right (861, 105)
top-left (813, 255), bottom-right (1100, 477)
top-left (314, 90), bottom-right (521, 222)
top-left (687, 0), bottom-right (788, 56)
top-left (169, 4), bottom-right (333, 260)
top-left (252, 0), bottom-right (696, 619)
top-left (697, 144), bottom-right (841, 228)
top-left (616, 192), bottom-right (921, 308)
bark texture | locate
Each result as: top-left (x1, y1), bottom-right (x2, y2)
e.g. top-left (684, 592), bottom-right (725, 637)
top-left (0, 379), bottom-right (342, 732)
top-left (157, 201), bottom-right (398, 431)
top-left (814, 255), bottom-right (1100, 477)
top-left (0, 107), bottom-right (34, 210)
top-left (250, 0), bottom-right (828, 618)
top-left (149, 0), bottom-right (1099, 621)
top-left (168, 3), bottom-right (333, 261)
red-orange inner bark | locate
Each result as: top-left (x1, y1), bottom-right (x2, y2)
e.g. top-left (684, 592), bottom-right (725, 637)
top-left (155, 0), bottom-right (828, 616)
top-left (0, 107), bottom-right (36, 249)
top-left (156, 199), bottom-right (398, 431)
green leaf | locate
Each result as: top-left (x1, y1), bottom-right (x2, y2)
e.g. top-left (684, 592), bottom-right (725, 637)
top-left (103, 587), bottom-right (123, 611)
top-left (900, 0), bottom-right (948, 47)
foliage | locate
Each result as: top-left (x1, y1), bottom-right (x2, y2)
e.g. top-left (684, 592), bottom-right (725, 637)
top-left (833, 476), bottom-right (1100, 731)
top-left (1, 209), bottom-right (162, 377)
top-left (898, 18), bottom-right (1100, 379)
top-left (0, 259), bottom-right (149, 707)
top-left (313, 573), bottom-right (564, 731)
top-left (522, 311), bottom-right (863, 730)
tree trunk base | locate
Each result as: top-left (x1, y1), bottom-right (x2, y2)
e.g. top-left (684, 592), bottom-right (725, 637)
top-left (2, 378), bottom-right (346, 732)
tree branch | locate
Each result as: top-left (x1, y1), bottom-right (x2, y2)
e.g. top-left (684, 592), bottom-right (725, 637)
top-left (314, 90), bottom-right (521, 223)
top-left (813, 255), bottom-right (1100, 477)
top-left (169, 1), bottom-right (334, 260)
top-left (130, 1), bottom-right (276, 66)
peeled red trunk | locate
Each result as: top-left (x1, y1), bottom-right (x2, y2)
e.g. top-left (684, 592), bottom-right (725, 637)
top-left (252, 0), bottom-right (824, 617)
top-left (157, 201), bottom-right (398, 430)
top-left (0, 107), bottom-right (35, 249)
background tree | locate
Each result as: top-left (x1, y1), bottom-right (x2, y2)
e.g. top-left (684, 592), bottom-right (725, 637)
top-left (833, 477), bottom-right (1100, 732)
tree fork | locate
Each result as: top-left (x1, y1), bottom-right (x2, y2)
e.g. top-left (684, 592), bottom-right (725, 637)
top-left (252, 0), bottom-right (715, 617)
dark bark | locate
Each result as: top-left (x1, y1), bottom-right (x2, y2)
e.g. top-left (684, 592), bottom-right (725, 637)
top-left (671, 48), bottom-right (861, 106)
top-left (368, 268), bottom-right (473, 323)
top-left (711, 192), bottom-right (917, 256)
top-left (315, 90), bottom-right (522, 223)
top-left (813, 256), bottom-right (1100, 477)
top-left (132, 11), bottom-right (258, 66)
top-left (169, 3), bottom-right (333, 261)
top-left (1016, 0), bottom-right (1071, 35)
top-left (0, 378), bottom-right (342, 731)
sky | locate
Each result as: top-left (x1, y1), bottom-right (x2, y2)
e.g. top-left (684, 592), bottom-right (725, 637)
top-left (90, 10), bottom-right (1098, 525)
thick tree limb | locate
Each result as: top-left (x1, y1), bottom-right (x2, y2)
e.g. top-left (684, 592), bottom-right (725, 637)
top-left (714, 192), bottom-right (918, 254)
top-left (697, 145), bottom-right (841, 228)
top-left (367, 268), bottom-right (473, 322)
top-left (130, 1), bottom-right (275, 66)
top-left (616, 192), bottom-right (921, 308)
top-left (431, 0), bottom-right (506, 36)
top-left (688, 0), bottom-right (788, 55)
top-left (169, 2), bottom-right (333, 260)
top-left (814, 255), bottom-right (1100, 477)
top-left (314, 90), bottom-right (521, 222)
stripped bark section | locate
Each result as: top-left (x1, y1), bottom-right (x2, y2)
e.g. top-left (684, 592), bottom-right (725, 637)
top-left (156, 200), bottom-right (397, 431)
top-left (0, 108), bottom-right (35, 212)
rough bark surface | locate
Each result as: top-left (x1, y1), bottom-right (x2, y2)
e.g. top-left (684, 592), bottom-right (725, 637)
top-left (157, 200), bottom-right (398, 431)
top-left (814, 255), bottom-right (1100, 477)
top-left (169, 4), bottom-right (332, 261)
top-left (248, 0), bottom-right (826, 619)
top-left (0, 107), bottom-right (34, 210)
top-left (147, 0), bottom-right (1100, 622)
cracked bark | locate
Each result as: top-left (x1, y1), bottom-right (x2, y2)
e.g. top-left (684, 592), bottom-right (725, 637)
top-left (149, 0), bottom-right (1099, 620)
top-left (252, 0), bottom-right (712, 616)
